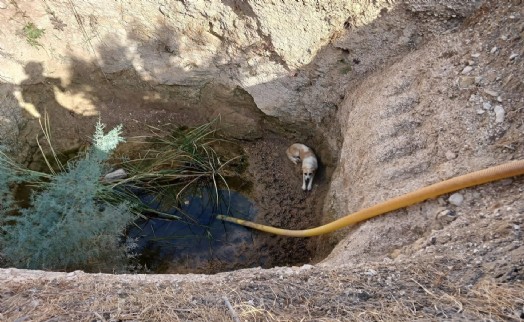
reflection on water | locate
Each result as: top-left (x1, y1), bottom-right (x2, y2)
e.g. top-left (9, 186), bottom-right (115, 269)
top-left (127, 189), bottom-right (260, 273)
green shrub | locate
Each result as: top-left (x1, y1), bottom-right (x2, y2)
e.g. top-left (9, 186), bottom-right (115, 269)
top-left (0, 118), bottom-right (242, 272)
top-left (0, 121), bottom-right (136, 272)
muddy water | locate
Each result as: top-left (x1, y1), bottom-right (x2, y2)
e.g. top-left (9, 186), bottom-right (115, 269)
top-left (128, 189), bottom-right (267, 274)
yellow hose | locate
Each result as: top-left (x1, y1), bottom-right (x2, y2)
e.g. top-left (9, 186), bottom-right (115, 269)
top-left (216, 159), bottom-right (524, 237)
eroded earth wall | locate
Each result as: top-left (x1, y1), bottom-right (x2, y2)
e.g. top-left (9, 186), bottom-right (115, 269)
top-left (0, 0), bottom-right (389, 151)
top-left (323, 0), bottom-right (524, 265)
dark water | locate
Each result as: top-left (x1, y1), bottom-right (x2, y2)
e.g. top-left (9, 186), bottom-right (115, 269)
top-left (127, 188), bottom-right (260, 273)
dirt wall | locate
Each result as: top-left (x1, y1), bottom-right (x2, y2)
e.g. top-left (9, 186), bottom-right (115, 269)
top-left (323, 0), bottom-right (523, 266)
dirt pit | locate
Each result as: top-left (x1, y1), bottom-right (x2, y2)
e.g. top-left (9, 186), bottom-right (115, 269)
top-left (4, 67), bottom-right (336, 274)
top-left (1, 0), bottom-right (524, 320)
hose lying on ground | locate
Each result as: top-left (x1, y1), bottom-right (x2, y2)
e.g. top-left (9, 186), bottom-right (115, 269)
top-left (216, 159), bottom-right (524, 237)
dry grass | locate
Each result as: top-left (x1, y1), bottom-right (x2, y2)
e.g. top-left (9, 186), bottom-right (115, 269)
top-left (1, 258), bottom-right (522, 322)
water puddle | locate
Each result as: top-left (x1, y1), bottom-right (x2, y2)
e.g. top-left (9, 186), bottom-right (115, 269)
top-left (127, 188), bottom-right (261, 273)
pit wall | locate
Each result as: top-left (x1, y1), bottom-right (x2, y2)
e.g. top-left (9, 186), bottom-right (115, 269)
top-left (0, 0), bottom-right (387, 129)
top-left (322, 0), bottom-right (524, 265)
top-left (0, 0), bottom-right (480, 160)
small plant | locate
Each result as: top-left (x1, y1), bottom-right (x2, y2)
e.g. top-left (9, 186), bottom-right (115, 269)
top-left (114, 118), bottom-right (241, 217)
top-left (0, 118), bottom-right (136, 272)
top-left (23, 22), bottom-right (45, 47)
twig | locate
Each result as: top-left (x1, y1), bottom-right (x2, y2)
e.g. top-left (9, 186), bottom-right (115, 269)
top-left (223, 296), bottom-right (240, 322)
top-left (411, 278), bottom-right (436, 298)
top-left (93, 311), bottom-right (107, 322)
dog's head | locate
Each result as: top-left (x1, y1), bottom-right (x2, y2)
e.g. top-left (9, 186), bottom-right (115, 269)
top-left (302, 167), bottom-right (316, 184)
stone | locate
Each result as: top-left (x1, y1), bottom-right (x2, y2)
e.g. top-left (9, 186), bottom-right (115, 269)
top-left (436, 209), bottom-right (458, 226)
top-left (471, 53), bottom-right (480, 58)
top-left (458, 76), bottom-right (475, 88)
top-left (461, 66), bottom-right (473, 74)
top-left (494, 105), bottom-right (505, 123)
top-left (490, 46), bottom-right (498, 54)
top-left (469, 94), bottom-right (482, 103)
top-left (445, 151), bottom-right (457, 160)
top-left (509, 53), bottom-right (519, 60)
top-left (448, 193), bottom-right (464, 206)
top-left (474, 76), bottom-right (483, 85)
top-left (103, 168), bottom-right (128, 182)
top-left (365, 269), bottom-right (377, 276)
top-left (484, 89), bottom-right (499, 97)
top-left (482, 101), bottom-right (492, 110)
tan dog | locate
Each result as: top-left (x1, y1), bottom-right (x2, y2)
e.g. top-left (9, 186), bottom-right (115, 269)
top-left (286, 143), bottom-right (318, 191)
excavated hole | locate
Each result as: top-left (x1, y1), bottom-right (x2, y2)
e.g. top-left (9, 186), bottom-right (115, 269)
top-left (8, 76), bottom-right (336, 274)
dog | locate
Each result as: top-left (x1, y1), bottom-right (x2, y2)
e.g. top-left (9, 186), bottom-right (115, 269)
top-left (286, 143), bottom-right (318, 191)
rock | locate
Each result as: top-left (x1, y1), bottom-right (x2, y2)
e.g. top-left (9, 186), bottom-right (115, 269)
top-left (494, 105), bottom-right (505, 123)
top-left (484, 89), bottom-right (499, 97)
top-left (474, 76), bottom-right (484, 85)
top-left (458, 76), bottom-right (475, 88)
top-left (490, 46), bottom-right (498, 54)
top-left (103, 168), bottom-right (128, 182)
top-left (0, 1), bottom-right (6, 9)
top-left (445, 151), bottom-right (457, 160)
top-left (365, 269), bottom-right (377, 276)
top-left (300, 264), bottom-right (314, 271)
top-left (435, 209), bottom-right (458, 228)
top-left (469, 93), bottom-right (483, 103)
top-left (509, 53), bottom-right (519, 60)
top-left (482, 101), bottom-right (492, 110)
top-left (461, 66), bottom-right (473, 74)
top-left (448, 193), bottom-right (464, 206)
top-left (476, 109), bottom-right (485, 114)
top-left (471, 53), bottom-right (480, 58)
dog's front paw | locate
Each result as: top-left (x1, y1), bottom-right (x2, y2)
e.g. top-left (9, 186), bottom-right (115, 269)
top-left (307, 182), bottom-right (313, 191)
top-left (302, 184), bottom-right (306, 191)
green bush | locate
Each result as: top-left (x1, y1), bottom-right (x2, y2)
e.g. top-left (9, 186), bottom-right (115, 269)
top-left (0, 118), bottom-right (241, 272)
top-left (0, 122), bottom-right (136, 272)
